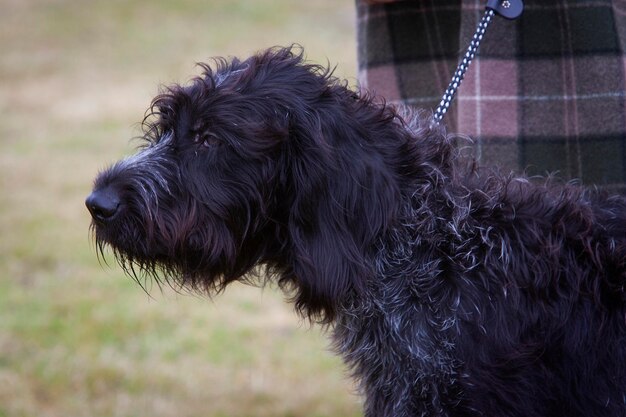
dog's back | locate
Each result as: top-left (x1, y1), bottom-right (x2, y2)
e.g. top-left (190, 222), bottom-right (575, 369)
top-left (334, 142), bottom-right (626, 416)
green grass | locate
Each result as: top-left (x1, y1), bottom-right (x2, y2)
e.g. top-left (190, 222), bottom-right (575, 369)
top-left (0, 1), bottom-right (361, 416)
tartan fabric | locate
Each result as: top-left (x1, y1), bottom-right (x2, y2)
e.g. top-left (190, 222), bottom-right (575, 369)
top-left (356, 0), bottom-right (626, 190)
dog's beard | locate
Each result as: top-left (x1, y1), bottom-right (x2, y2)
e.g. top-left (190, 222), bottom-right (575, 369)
top-left (89, 189), bottom-right (251, 297)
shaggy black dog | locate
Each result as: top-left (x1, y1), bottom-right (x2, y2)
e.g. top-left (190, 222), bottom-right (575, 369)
top-left (86, 47), bottom-right (626, 417)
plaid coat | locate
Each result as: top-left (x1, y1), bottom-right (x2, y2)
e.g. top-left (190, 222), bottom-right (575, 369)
top-left (357, 0), bottom-right (626, 191)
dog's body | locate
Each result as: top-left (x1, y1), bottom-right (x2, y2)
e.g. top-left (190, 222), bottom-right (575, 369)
top-left (87, 47), bottom-right (626, 417)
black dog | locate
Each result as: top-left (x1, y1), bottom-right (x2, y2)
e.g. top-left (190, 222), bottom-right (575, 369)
top-left (86, 47), bottom-right (626, 417)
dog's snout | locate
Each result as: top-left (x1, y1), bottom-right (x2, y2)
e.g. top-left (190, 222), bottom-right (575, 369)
top-left (86, 188), bottom-right (121, 223)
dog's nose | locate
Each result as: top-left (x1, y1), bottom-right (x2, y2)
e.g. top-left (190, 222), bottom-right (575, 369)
top-left (86, 188), bottom-right (121, 223)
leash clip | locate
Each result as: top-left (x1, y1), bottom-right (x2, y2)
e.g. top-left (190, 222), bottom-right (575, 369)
top-left (486, 0), bottom-right (523, 20)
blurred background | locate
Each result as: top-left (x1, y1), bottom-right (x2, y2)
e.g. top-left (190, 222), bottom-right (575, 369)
top-left (0, 1), bottom-right (361, 416)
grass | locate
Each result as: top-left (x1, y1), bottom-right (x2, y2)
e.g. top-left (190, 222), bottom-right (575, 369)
top-left (0, 1), bottom-right (361, 416)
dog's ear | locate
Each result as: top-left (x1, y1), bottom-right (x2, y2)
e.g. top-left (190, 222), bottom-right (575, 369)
top-left (280, 112), bottom-right (402, 323)
top-left (240, 46), bottom-right (412, 322)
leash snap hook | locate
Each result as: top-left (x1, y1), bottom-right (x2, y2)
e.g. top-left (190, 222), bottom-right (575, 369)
top-left (486, 0), bottom-right (524, 20)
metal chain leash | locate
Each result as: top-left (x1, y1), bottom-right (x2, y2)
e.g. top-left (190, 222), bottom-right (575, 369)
top-left (431, 0), bottom-right (524, 127)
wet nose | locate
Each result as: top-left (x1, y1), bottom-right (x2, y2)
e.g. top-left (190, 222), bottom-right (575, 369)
top-left (85, 188), bottom-right (121, 223)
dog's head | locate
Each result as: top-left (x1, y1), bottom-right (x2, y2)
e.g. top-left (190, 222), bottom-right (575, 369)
top-left (87, 46), bottom-right (432, 321)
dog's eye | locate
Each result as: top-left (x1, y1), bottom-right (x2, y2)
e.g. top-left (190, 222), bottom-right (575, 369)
top-left (193, 132), bottom-right (220, 148)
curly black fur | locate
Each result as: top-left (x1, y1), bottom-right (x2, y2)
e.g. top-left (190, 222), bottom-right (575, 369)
top-left (86, 46), bottom-right (626, 417)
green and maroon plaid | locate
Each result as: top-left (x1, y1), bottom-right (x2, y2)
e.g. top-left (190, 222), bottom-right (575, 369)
top-left (357, 0), bottom-right (626, 191)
